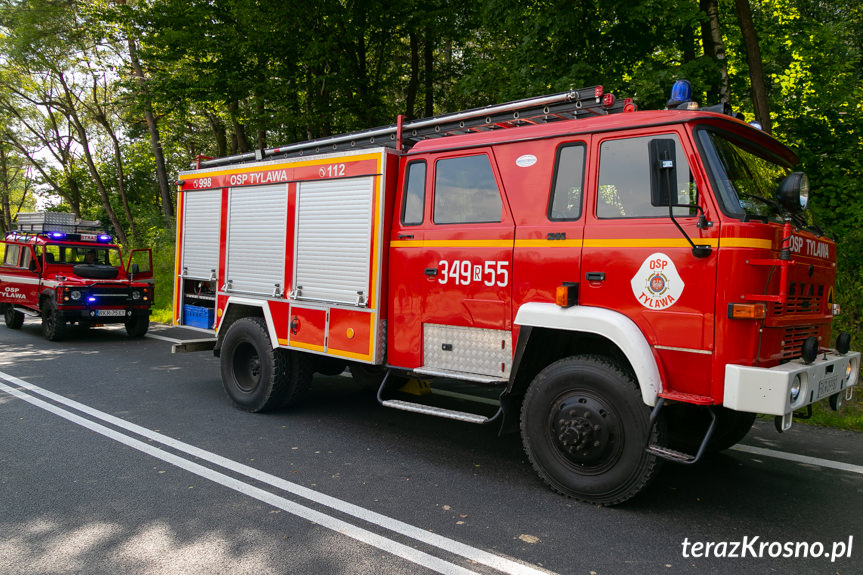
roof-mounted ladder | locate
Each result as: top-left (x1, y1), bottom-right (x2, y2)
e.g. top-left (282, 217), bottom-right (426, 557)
top-left (195, 84), bottom-right (634, 169)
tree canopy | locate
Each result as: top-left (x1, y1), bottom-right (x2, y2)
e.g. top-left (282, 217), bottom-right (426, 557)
top-left (0, 0), bottom-right (861, 330)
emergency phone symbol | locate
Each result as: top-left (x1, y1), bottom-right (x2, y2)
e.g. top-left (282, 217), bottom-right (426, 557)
top-left (630, 253), bottom-right (684, 310)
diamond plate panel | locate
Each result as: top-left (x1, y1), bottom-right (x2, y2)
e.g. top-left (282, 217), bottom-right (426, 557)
top-left (423, 324), bottom-right (511, 378)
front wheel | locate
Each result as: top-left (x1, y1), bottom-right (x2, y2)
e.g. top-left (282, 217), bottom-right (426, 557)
top-left (521, 355), bottom-right (661, 506)
top-left (220, 318), bottom-right (312, 412)
top-left (125, 314), bottom-right (150, 338)
top-left (3, 304), bottom-right (24, 329)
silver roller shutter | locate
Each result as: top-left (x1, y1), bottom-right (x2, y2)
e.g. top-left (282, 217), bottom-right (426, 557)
top-left (225, 184), bottom-right (288, 296)
top-left (294, 177), bottom-right (374, 305)
top-left (181, 190), bottom-right (222, 279)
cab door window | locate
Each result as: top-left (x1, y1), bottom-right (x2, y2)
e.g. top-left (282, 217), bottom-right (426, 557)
top-left (549, 144), bottom-right (586, 220)
top-left (596, 134), bottom-right (697, 219)
top-left (2, 244), bottom-right (20, 267)
top-left (401, 160), bottom-right (427, 225)
top-left (433, 155), bottom-right (502, 224)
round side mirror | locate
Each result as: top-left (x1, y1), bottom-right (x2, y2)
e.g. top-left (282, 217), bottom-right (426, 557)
top-left (777, 172), bottom-right (809, 212)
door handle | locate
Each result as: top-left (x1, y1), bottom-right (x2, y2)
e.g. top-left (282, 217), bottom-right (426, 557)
top-left (585, 272), bottom-right (605, 282)
top-left (424, 268), bottom-right (439, 276)
top-left (398, 234), bottom-right (414, 239)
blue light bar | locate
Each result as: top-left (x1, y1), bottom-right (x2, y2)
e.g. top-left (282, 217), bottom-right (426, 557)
top-left (88, 296), bottom-right (97, 302)
top-left (667, 79), bottom-right (693, 108)
top-left (98, 234), bottom-right (112, 243)
top-left (50, 232), bottom-right (66, 239)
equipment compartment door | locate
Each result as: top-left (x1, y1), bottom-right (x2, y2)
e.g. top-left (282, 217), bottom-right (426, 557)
top-left (225, 184), bottom-right (288, 296)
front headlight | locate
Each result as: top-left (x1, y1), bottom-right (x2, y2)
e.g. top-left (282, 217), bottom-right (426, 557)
top-left (70, 290), bottom-right (82, 301)
top-left (790, 374), bottom-right (802, 403)
top-left (131, 290), bottom-right (141, 301)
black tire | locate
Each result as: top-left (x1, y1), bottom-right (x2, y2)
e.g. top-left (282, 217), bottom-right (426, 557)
top-left (41, 300), bottom-right (66, 341)
top-left (3, 304), bottom-right (24, 329)
top-left (520, 355), bottom-right (661, 505)
top-left (125, 314), bottom-right (149, 338)
top-left (665, 405), bottom-right (757, 454)
top-left (220, 318), bottom-right (311, 412)
top-left (72, 264), bottom-right (119, 279)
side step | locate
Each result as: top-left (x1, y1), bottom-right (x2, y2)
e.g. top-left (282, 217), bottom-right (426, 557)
top-left (645, 397), bottom-right (717, 465)
top-left (376, 370), bottom-right (502, 425)
top-left (13, 306), bottom-right (40, 317)
top-left (171, 338), bottom-right (217, 354)
top-left (380, 399), bottom-right (492, 424)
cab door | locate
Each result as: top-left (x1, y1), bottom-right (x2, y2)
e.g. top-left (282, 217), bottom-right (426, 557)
top-left (389, 150), bottom-right (514, 378)
top-left (580, 129), bottom-right (720, 398)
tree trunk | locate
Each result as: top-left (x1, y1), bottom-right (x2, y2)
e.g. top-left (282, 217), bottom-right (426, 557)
top-left (120, 0), bottom-right (174, 225)
top-left (96, 112), bottom-right (139, 244)
top-left (406, 31), bottom-right (419, 120)
top-left (701, 0), bottom-right (730, 103)
top-left (58, 75), bottom-right (128, 246)
top-left (734, 0), bottom-right (772, 133)
top-left (0, 144), bottom-right (11, 234)
top-left (423, 26), bottom-right (434, 117)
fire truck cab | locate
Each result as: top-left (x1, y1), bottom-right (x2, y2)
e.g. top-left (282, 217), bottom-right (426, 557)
top-left (175, 83), bottom-right (859, 504)
top-left (0, 213), bottom-right (154, 340)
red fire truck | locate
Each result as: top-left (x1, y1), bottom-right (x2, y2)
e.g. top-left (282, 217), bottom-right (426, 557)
top-left (174, 82), bottom-right (859, 504)
top-left (0, 213), bottom-right (154, 340)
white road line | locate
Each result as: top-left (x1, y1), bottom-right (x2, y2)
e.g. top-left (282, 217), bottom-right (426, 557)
top-left (0, 372), bottom-right (553, 575)
top-left (731, 444), bottom-right (863, 475)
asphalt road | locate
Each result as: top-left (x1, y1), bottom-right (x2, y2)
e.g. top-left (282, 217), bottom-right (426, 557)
top-left (0, 321), bottom-right (861, 575)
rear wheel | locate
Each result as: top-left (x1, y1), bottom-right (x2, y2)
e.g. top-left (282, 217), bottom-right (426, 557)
top-left (41, 300), bottom-right (66, 341)
top-left (521, 355), bottom-right (661, 505)
top-left (220, 318), bottom-right (312, 412)
top-left (3, 305), bottom-right (24, 329)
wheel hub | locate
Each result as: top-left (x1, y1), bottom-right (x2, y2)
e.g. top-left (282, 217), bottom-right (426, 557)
top-left (551, 395), bottom-right (616, 465)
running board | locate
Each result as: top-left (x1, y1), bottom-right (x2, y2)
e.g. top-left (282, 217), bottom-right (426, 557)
top-left (13, 306), bottom-right (40, 317)
top-left (172, 338), bottom-right (217, 354)
top-left (412, 367), bottom-right (508, 384)
top-left (380, 399), bottom-right (494, 424)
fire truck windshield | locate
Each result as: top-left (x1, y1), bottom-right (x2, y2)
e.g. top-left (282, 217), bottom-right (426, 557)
top-left (43, 244), bottom-right (122, 267)
top-left (698, 129), bottom-right (814, 228)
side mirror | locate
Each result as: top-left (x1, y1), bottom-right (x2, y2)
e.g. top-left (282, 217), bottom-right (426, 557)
top-left (777, 172), bottom-right (809, 212)
top-left (649, 139), bottom-right (678, 207)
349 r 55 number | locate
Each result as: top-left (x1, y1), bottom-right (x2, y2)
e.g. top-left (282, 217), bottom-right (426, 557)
top-left (438, 260), bottom-right (509, 287)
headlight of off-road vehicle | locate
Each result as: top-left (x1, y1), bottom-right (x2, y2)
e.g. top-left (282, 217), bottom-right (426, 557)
top-left (70, 290), bottom-right (82, 301)
top-left (131, 290), bottom-right (141, 301)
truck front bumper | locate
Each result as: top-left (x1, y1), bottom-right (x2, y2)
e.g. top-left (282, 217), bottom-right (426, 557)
top-left (57, 308), bottom-right (151, 325)
top-left (724, 350), bottom-right (860, 421)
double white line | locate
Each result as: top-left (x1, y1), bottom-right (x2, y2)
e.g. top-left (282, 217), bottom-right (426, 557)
top-left (0, 371), bottom-right (553, 575)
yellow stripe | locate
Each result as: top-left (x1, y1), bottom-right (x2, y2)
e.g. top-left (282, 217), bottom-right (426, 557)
top-left (721, 238), bottom-right (773, 249)
top-left (391, 237), bottom-right (773, 250)
top-left (327, 347), bottom-right (373, 361)
top-left (390, 239), bottom-right (514, 248)
top-left (288, 340), bottom-right (326, 353)
top-left (584, 238), bottom-right (720, 248)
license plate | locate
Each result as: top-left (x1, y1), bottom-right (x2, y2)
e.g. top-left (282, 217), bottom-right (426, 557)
top-left (96, 309), bottom-right (126, 317)
top-left (817, 375), bottom-right (841, 399)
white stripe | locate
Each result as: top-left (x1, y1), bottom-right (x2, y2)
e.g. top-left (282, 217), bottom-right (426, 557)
top-left (0, 274), bottom-right (41, 285)
top-left (0, 371), bottom-right (552, 575)
top-left (731, 444), bottom-right (863, 475)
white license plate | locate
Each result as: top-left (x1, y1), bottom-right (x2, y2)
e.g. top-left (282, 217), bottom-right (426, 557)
top-left (817, 375), bottom-right (841, 399)
top-left (96, 309), bottom-right (126, 317)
